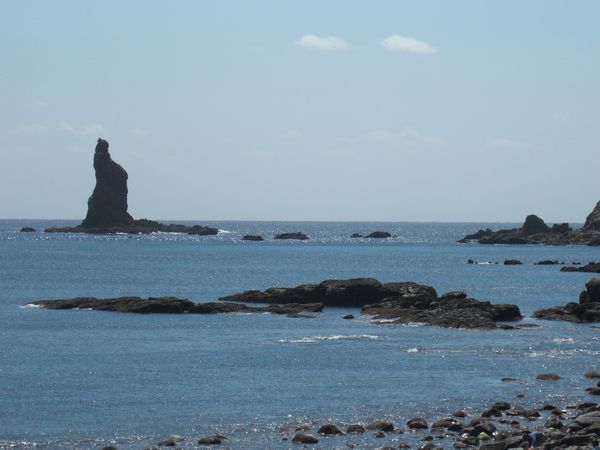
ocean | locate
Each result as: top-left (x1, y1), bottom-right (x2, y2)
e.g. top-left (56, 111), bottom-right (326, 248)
top-left (1, 219), bottom-right (599, 449)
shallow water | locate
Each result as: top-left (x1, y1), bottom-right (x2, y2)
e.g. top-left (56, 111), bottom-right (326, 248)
top-left (1, 220), bottom-right (599, 449)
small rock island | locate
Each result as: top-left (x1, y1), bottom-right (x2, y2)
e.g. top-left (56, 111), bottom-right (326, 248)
top-left (45, 138), bottom-right (218, 235)
top-left (459, 203), bottom-right (600, 245)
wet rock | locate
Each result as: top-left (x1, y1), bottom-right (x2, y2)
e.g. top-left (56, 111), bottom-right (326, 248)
top-left (585, 371), bottom-right (600, 379)
top-left (365, 421), bottom-right (394, 432)
top-left (20, 227), bottom-right (35, 232)
top-left (242, 235), bottom-right (264, 241)
top-left (274, 232), bottom-right (309, 240)
top-left (346, 424), bottom-right (366, 434)
top-left (291, 433), bottom-right (318, 444)
top-left (25, 297), bottom-right (324, 317)
top-left (440, 291), bottom-right (468, 300)
top-left (561, 262), bottom-right (600, 273)
top-left (350, 233), bottom-right (362, 238)
top-left (197, 434), bottom-right (224, 445)
top-left (535, 260), bottom-right (560, 265)
top-left (157, 437), bottom-right (184, 446)
top-left (372, 431), bottom-right (386, 438)
top-left (407, 417), bottom-right (428, 429)
top-left (342, 314), bottom-right (354, 319)
top-left (431, 418), bottom-right (458, 429)
top-left (481, 408), bottom-right (503, 418)
top-left (316, 424), bottom-right (342, 435)
top-left (501, 377), bottom-right (516, 382)
top-left (452, 410), bottom-right (466, 418)
top-left (503, 259), bottom-right (523, 265)
top-left (365, 231), bottom-right (392, 238)
top-left (491, 402), bottom-right (511, 411)
top-left (101, 447), bottom-right (118, 450)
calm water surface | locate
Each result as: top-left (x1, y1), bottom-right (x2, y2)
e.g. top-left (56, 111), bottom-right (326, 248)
top-left (1, 220), bottom-right (599, 449)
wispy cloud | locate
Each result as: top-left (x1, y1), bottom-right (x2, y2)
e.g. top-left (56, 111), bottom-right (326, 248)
top-left (362, 128), bottom-right (442, 146)
top-left (281, 129), bottom-right (304, 140)
top-left (21, 123), bottom-right (47, 134)
top-left (380, 35), bottom-right (437, 54)
top-left (58, 121), bottom-right (109, 137)
top-left (130, 128), bottom-right (148, 138)
top-left (295, 34), bottom-right (349, 51)
top-left (487, 138), bottom-right (532, 151)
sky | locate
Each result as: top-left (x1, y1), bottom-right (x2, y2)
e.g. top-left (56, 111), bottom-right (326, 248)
top-left (1, 1), bottom-right (599, 222)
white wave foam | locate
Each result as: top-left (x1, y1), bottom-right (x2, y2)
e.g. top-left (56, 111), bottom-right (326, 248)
top-left (19, 304), bottom-right (43, 309)
top-left (406, 347), bottom-right (425, 353)
top-left (552, 337), bottom-right (575, 344)
top-left (278, 334), bottom-right (379, 344)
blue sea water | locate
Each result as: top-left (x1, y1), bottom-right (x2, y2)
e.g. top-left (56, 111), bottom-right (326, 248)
top-left (1, 219), bottom-right (599, 449)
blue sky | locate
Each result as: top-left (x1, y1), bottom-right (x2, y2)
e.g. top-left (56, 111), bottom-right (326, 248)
top-left (1, 1), bottom-right (599, 221)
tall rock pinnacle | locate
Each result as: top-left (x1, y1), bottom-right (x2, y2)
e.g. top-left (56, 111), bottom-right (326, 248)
top-left (81, 138), bottom-right (134, 228)
top-left (583, 200), bottom-right (600, 231)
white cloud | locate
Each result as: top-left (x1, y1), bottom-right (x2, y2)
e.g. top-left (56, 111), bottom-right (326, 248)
top-left (488, 138), bottom-right (532, 151)
top-left (380, 35), bottom-right (437, 54)
top-left (21, 123), bottom-right (47, 134)
top-left (363, 128), bottom-right (442, 146)
top-left (59, 121), bottom-right (109, 137)
top-left (281, 129), bottom-right (304, 140)
top-left (130, 128), bottom-right (148, 138)
top-left (295, 34), bottom-right (349, 51)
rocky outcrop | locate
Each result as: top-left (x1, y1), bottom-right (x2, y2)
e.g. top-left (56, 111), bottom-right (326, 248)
top-left (459, 204), bottom-right (600, 245)
top-left (220, 278), bottom-right (521, 329)
top-left (81, 138), bottom-right (134, 228)
top-left (584, 201), bottom-right (600, 231)
top-left (44, 139), bottom-right (218, 236)
top-left (533, 276), bottom-right (600, 322)
top-left (25, 296), bottom-right (323, 317)
top-left (20, 227), bottom-right (35, 232)
top-left (242, 235), bottom-right (264, 241)
top-left (362, 295), bottom-right (522, 329)
top-left (274, 232), bottom-right (309, 240)
top-left (561, 262), bottom-right (600, 273)
top-left (366, 231), bottom-right (393, 238)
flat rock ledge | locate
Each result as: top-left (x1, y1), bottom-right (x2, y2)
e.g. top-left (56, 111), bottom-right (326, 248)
top-left (459, 207), bottom-right (600, 245)
top-left (533, 276), bottom-right (600, 322)
top-left (219, 278), bottom-right (522, 329)
top-left (45, 219), bottom-right (218, 235)
top-left (25, 296), bottom-right (323, 316)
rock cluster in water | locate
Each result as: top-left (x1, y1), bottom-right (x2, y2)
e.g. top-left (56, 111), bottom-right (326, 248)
top-left (98, 380), bottom-right (600, 449)
top-left (44, 139), bottom-right (218, 235)
top-left (459, 205), bottom-right (600, 245)
top-left (219, 278), bottom-right (522, 329)
top-left (533, 276), bottom-right (600, 322)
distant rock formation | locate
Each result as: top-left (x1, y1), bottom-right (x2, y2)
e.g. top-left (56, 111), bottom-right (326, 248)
top-left (242, 235), bottom-right (264, 241)
top-left (20, 227), bottom-right (35, 232)
top-left (533, 276), bottom-right (600, 322)
top-left (459, 204), bottom-right (600, 245)
top-left (44, 139), bottom-right (218, 235)
top-left (81, 138), bottom-right (133, 228)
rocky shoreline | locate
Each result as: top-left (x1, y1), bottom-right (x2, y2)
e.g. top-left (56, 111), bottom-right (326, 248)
top-left (459, 205), bottom-right (600, 246)
top-left (94, 373), bottom-right (600, 449)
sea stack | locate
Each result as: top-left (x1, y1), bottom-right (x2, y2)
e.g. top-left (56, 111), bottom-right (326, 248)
top-left (583, 201), bottom-right (600, 231)
top-left (81, 138), bottom-right (134, 228)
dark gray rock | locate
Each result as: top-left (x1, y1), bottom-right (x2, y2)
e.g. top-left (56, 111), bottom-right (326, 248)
top-left (242, 235), bottom-right (264, 241)
top-left (503, 259), bottom-right (523, 265)
top-left (346, 424), bottom-right (366, 434)
top-left (584, 201), bottom-right (600, 231)
top-left (25, 297), bottom-right (323, 317)
top-left (20, 227), bottom-right (35, 232)
top-left (561, 262), bottom-right (600, 273)
top-left (274, 232), bottom-right (309, 240)
top-left (291, 433), bottom-right (318, 444)
top-left (316, 424), bottom-right (342, 435)
top-left (197, 434), bottom-right (224, 445)
top-left (365, 420), bottom-right (394, 432)
top-left (365, 231), bottom-right (392, 238)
